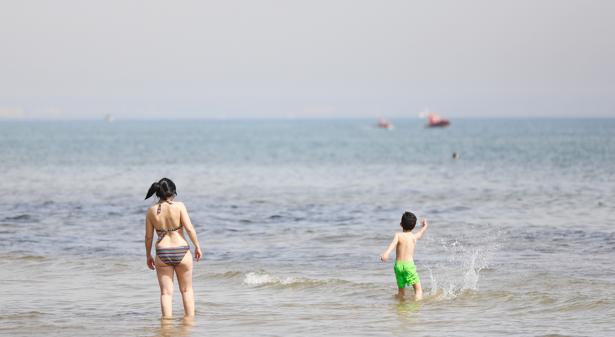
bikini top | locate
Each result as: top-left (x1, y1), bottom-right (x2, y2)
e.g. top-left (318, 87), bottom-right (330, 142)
top-left (154, 200), bottom-right (183, 242)
top-left (156, 225), bottom-right (183, 243)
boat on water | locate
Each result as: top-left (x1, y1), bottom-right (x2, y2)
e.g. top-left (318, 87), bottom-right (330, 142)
top-left (426, 112), bottom-right (449, 128)
top-left (377, 118), bottom-right (394, 130)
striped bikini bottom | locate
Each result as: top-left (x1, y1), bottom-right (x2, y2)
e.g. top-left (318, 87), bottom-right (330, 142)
top-left (156, 246), bottom-right (190, 266)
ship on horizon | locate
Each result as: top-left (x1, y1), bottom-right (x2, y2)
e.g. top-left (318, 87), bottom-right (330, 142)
top-left (376, 118), bottom-right (394, 130)
top-left (419, 108), bottom-right (450, 128)
top-left (426, 112), bottom-right (449, 127)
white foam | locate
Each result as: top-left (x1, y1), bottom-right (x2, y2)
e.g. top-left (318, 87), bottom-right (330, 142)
top-left (243, 272), bottom-right (296, 286)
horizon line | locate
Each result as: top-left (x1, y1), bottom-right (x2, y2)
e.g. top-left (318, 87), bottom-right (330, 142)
top-left (1, 115), bottom-right (615, 122)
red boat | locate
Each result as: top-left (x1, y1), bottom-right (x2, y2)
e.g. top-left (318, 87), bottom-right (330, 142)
top-left (427, 113), bottom-right (450, 127)
top-left (377, 118), bottom-right (394, 130)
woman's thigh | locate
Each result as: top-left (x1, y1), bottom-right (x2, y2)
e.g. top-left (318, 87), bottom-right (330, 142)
top-left (175, 251), bottom-right (193, 290)
top-left (156, 262), bottom-right (175, 292)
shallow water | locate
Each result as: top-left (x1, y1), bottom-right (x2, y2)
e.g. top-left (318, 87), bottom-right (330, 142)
top-left (1, 119), bottom-right (614, 336)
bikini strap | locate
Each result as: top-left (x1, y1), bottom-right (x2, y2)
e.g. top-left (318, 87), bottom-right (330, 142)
top-left (155, 226), bottom-right (183, 243)
top-left (156, 199), bottom-right (173, 215)
top-left (156, 231), bottom-right (166, 243)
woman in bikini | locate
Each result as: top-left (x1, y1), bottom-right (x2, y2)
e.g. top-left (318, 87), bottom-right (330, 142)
top-left (144, 178), bottom-right (202, 318)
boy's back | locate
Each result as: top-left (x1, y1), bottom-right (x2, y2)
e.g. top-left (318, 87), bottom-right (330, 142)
top-left (395, 232), bottom-right (417, 262)
top-left (380, 211), bottom-right (429, 300)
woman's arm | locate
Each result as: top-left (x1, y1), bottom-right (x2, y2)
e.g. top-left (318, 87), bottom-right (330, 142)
top-left (179, 203), bottom-right (202, 261)
top-left (144, 213), bottom-right (155, 270)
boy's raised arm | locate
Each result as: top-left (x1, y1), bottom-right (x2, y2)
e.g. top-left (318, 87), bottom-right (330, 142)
top-left (379, 233), bottom-right (399, 262)
top-left (414, 218), bottom-right (429, 240)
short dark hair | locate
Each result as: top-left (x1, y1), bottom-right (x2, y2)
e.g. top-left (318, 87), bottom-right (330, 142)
top-left (400, 211), bottom-right (417, 231)
top-left (145, 177), bottom-right (177, 200)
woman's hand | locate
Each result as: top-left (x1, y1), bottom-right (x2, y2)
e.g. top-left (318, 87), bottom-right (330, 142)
top-left (194, 247), bottom-right (202, 262)
top-left (146, 255), bottom-right (155, 270)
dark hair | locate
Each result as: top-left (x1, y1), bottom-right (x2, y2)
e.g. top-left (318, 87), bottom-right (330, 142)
top-left (400, 211), bottom-right (417, 231)
top-left (145, 178), bottom-right (177, 200)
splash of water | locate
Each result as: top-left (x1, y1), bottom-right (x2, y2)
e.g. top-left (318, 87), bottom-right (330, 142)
top-left (425, 233), bottom-right (499, 300)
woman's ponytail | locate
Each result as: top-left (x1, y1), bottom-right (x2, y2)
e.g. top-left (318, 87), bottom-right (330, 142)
top-left (145, 182), bottom-right (160, 200)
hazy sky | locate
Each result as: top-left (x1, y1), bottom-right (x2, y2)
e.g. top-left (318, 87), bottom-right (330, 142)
top-left (1, 0), bottom-right (614, 119)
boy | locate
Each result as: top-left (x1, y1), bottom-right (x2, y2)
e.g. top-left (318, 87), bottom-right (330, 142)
top-left (379, 211), bottom-right (428, 300)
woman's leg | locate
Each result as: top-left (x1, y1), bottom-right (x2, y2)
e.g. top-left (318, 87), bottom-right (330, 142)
top-left (156, 258), bottom-right (175, 318)
top-left (175, 251), bottom-right (195, 317)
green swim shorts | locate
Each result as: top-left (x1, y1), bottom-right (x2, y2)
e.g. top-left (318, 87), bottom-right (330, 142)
top-left (394, 260), bottom-right (420, 288)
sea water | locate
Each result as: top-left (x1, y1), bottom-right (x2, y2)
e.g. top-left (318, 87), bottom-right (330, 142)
top-left (0, 119), bottom-right (614, 336)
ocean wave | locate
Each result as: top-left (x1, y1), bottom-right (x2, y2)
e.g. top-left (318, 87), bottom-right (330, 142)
top-left (0, 311), bottom-right (46, 320)
top-left (16, 255), bottom-right (47, 261)
top-left (543, 298), bottom-right (613, 313)
top-left (242, 272), bottom-right (351, 289)
top-left (2, 214), bottom-right (33, 222)
top-left (199, 271), bottom-right (244, 280)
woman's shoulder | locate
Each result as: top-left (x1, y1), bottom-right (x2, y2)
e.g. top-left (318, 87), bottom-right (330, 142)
top-left (145, 204), bottom-right (158, 215)
top-left (173, 201), bottom-right (187, 210)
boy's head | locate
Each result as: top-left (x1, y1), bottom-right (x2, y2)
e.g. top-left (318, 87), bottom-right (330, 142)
top-left (400, 211), bottom-right (417, 231)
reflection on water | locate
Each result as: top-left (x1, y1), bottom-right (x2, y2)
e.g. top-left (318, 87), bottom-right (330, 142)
top-left (395, 300), bottom-right (421, 318)
top-left (154, 317), bottom-right (195, 337)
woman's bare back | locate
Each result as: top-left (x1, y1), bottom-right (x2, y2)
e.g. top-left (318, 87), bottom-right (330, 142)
top-left (147, 201), bottom-right (189, 247)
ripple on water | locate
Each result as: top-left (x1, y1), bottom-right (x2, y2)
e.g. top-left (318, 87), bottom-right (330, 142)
top-left (0, 311), bottom-right (46, 320)
top-left (2, 214), bottom-right (35, 222)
